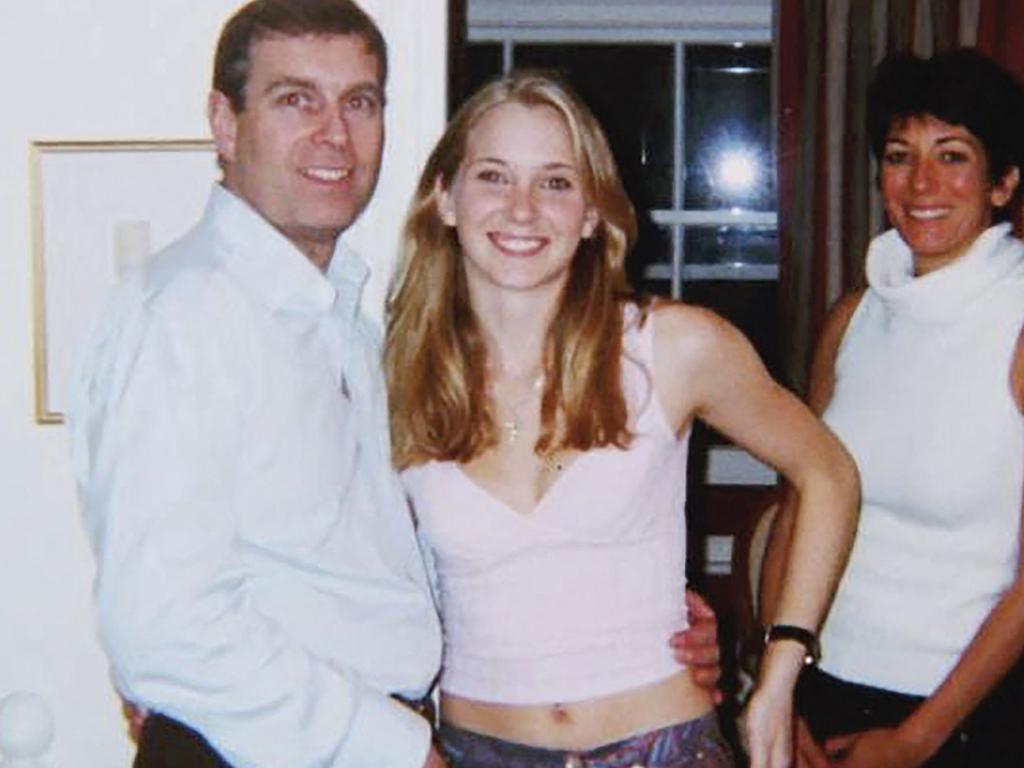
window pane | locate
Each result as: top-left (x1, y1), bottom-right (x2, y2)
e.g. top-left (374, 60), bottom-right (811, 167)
top-left (684, 281), bottom-right (780, 375)
top-left (630, 223), bottom-right (674, 296)
top-left (455, 43), bottom-right (504, 109)
top-left (684, 46), bottom-right (773, 211)
top-left (684, 225), bottom-right (777, 267)
top-left (515, 44), bottom-right (675, 210)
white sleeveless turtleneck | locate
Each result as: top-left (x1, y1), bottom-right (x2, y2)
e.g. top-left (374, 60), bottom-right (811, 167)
top-left (819, 223), bottom-right (1024, 696)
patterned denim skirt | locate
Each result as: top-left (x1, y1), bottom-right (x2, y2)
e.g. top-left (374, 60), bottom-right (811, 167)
top-left (437, 711), bottom-right (735, 768)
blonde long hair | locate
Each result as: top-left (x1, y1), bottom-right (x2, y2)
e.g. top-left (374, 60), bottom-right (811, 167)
top-left (386, 71), bottom-right (641, 469)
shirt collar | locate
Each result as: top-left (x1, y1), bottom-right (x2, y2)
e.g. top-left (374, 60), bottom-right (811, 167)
top-left (325, 235), bottom-right (370, 321)
top-left (203, 184), bottom-right (369, 319)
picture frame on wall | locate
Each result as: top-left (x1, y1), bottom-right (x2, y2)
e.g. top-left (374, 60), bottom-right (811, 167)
top-left (30, 139), bottom-right (218, 424)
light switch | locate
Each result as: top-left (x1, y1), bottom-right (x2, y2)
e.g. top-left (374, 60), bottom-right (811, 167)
top-left (704, 534), bottom-right (734, 575)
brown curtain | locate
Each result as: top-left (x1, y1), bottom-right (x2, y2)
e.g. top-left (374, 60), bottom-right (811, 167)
top-left (775, 0), bottom-right (1024, 393)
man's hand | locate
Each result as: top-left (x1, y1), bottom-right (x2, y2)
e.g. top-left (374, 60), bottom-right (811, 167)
top-left (121, 698), bottom-right (148, 743)
top-left (670, 589), bottom-right (723, 703)
top-left (423, 745), bottom-right (449, 768)
top-left (824, 727), bottom-right (929, 768)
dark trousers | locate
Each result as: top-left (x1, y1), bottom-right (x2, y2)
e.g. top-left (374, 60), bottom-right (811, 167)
top-left (134, 715), bottom-right (234, 768)
top-left (132, 696), bottom-right (430, 767)
top-left (796, 664), bottom-right (1024, 768)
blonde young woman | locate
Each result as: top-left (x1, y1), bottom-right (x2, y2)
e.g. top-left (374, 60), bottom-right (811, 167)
top-left (386, 71), bottom-right (859, 768)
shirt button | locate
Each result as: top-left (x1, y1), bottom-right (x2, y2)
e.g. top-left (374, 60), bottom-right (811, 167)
top-left (564, 756), bottom-right (584, 768)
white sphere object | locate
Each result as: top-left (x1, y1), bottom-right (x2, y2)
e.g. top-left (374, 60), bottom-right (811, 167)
top-left (0, 692), bottom-right (54, 758)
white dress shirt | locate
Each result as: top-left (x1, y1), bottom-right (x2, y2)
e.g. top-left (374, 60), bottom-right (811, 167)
top-left (67, 185), bottom-right (442, 768)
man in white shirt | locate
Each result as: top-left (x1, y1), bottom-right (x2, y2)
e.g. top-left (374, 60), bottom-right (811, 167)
top-left (68, 2), bottom-right (722, 767)
top-left (68, 2), bottom-right (446, 766)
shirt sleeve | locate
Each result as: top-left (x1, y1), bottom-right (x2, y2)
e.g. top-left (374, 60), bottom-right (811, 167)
top-left (68, 292), bottom-right (431, 768)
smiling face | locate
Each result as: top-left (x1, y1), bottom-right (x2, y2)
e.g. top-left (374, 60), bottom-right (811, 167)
top-left (436, 101), bottom-right (598, 299)
top-left (209, 32), bottom-right (384, 269)
top-left (881, 114), bottom-right (1019, 274)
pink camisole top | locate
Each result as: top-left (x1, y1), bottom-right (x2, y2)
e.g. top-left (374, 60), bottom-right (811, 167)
top-left (402, 305), bottom-right (692, 705)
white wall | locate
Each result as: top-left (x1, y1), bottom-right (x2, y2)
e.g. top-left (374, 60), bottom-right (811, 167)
top-left (0, 2), bottom-right (446, 765)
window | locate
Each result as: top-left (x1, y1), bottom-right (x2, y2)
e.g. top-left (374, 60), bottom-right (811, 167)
top-left (456, 1), bottom-right (778, 372)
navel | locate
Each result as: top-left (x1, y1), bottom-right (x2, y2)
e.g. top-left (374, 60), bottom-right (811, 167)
top-left (549, 702), bottom-right (572, 724)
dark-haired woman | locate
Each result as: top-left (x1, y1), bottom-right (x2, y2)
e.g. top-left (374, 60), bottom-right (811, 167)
top-left (762, 48), bottom-right (1024, 768)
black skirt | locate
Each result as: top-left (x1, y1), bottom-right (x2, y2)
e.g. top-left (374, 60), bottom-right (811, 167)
top-left (796, 661), bottom-right (1024, 768)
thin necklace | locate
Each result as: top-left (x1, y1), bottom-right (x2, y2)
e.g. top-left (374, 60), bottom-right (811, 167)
top-left (496, 375), bottom-right (543, 444)
top-left (491, 376), bottom-right (565, 473)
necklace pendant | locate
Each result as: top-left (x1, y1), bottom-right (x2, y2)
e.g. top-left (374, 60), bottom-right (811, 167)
top-left (541, 451), bottom-right (564, 473)
top-left (503, 418), bottom-right (519, 443)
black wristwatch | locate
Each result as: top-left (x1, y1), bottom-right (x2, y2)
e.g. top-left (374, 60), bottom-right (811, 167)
top-left (763, 624), bottom-right (820, 666)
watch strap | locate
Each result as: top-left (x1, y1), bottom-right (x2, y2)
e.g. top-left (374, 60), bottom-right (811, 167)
top-left (763, 623), bottom-right (820, 666)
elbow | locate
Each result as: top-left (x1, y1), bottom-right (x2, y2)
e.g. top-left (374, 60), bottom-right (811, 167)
top-left (836, 442), bottom-right (861, 518)
top-left (829, 440), bottom-right (860, 513)
top-left (94, 573), bottom-right (205, 692)
top-left (815, 441), bottom-right (862, 559)
top-left (793, 437), bottom-right (861, 529)
top-left (96, 587), bottom-right (165, 685)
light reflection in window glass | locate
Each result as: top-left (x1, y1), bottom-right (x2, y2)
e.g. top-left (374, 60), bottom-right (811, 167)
top-left (684, 46), bottom-right (773, 211)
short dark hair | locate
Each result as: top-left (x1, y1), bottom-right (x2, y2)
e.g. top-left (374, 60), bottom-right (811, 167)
top-left (213, 0), bottom-right (387, 112)
top-left (868, 48), bottom-right (1024, 201)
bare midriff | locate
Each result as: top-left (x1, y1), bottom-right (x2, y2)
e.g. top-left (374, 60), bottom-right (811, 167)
top-left (440, 671), bottom-right (712, 750)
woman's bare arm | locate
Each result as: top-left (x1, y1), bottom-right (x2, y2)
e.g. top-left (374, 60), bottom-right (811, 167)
top-left (652, 302), bottom-right (860, 768)
top-left (759, 290), bottom-right (864, 624)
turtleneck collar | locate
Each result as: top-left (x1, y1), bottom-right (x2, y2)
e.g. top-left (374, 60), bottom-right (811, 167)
top-left (865, 223), bottom-right (1023, 322)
